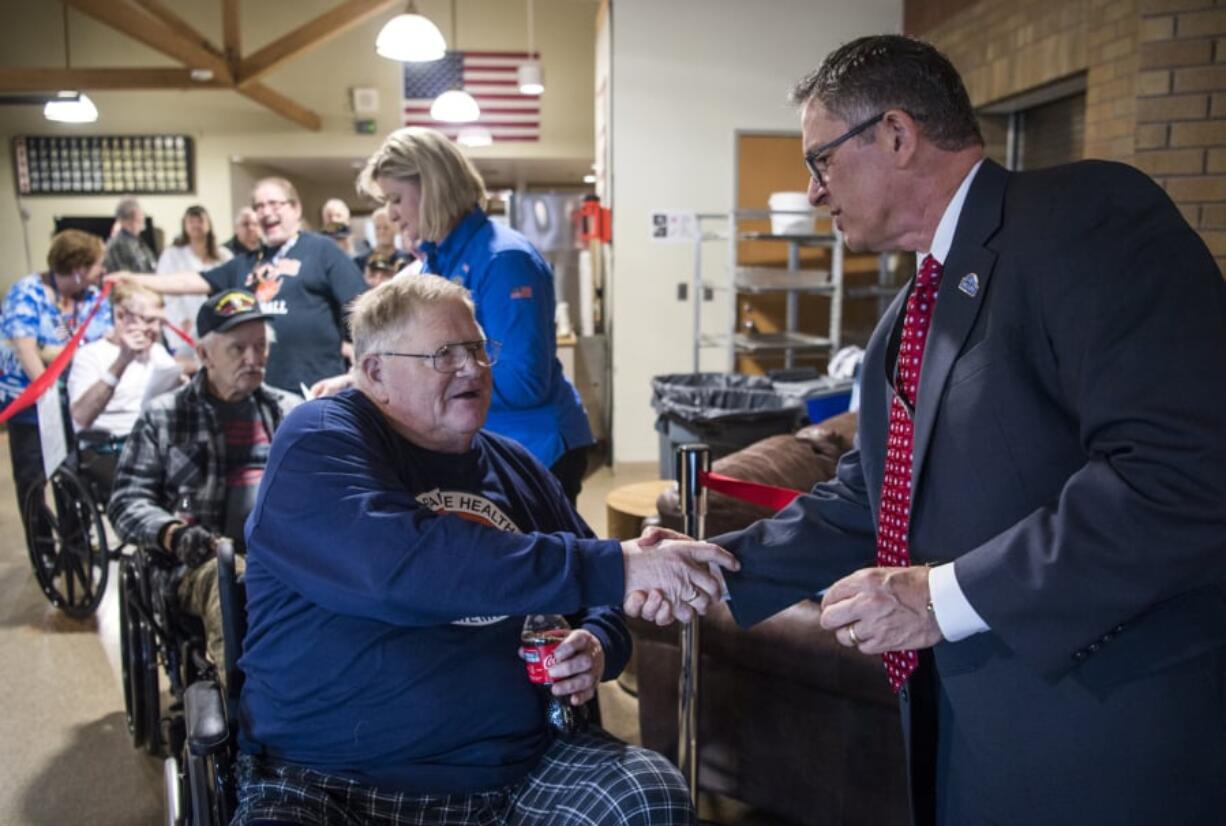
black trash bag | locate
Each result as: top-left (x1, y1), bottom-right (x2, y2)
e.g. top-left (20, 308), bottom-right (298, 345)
top-left (651, 373), bottom-right (807, 474)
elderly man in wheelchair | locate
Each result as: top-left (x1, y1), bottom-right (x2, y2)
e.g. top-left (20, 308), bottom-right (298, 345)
top-left (108, 288), bottom-right (297, 691)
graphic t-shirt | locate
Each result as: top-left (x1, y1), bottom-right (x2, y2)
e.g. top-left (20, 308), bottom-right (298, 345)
top-left (201, 232), bottom-right (366, 393)
top-left (239, 389), bottom-right (628, 796)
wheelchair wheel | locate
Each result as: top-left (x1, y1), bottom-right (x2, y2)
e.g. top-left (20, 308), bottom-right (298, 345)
top-left (119, 558), bottom-right (163, 754)
top-left (23, 465), bottom-right (110, 618)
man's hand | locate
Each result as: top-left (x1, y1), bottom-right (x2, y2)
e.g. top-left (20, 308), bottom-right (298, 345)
top-left (172, 525), bottom-right (220, 569)
top-left (309, 372), bottom-right (354, 399)
top-left (544, 628), bottom-right (605, 706)
top-left (117, 325), bottom-right (153, 359)
top-left (819, 566), bottom-right (943, 654)
top-left (621, 537), bottom-right (739, 625)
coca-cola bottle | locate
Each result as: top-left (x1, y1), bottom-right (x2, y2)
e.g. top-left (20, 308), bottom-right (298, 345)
top-left (520, 614), bottom-right (586, 735)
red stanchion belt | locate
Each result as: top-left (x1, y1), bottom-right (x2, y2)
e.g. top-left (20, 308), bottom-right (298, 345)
top-left (0, 281), bottom-right (114, 425)
top-left (699, 470), bottom-right (804, 511)
top-left (163, 320), bottom-right (195, 349)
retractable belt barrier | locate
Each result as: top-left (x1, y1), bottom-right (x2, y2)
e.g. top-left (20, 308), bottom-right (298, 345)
top-left (672, 443), bottom-right (805, 801)
top-left (0, 281), bottom-right (114, 425)
top-left (0, 281), bottom-right (196, 425)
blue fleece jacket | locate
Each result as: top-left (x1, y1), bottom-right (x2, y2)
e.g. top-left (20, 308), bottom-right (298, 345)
top-left (420, 209), bottom-right (594, 467)
top-left (237, 389), bottom-right (627, 795)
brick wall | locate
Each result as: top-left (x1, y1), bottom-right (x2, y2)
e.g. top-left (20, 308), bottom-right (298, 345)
top-left (1136, 0), bottom-right (1226, 268)
top-left (913, 0), bottom-right (1226, 274)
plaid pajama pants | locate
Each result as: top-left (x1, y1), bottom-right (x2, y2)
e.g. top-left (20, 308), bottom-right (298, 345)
top-left (233, 729), bottom-right (694, 826)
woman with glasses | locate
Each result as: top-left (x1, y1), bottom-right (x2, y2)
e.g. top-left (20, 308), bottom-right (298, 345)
top-left (67, 281), bottom-right (178, 436)
top-left (110, 177), bottom-right (367, 396)
top-left (66, 281), bottom-right (180, 495)
top-left (353, 127), bottom-right (596, 502)
top-left (155, 204), bottom-right (232, 358)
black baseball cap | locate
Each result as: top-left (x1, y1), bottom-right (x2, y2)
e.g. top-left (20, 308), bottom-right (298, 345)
top-left (196, 289), bottom-right (276, 337)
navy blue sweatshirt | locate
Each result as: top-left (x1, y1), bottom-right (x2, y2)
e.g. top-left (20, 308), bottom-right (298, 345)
top-left (237, 389), bottom-right (628, 795)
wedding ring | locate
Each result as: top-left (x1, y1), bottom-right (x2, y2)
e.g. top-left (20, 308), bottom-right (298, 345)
top-left (847, 625), bottom-right (860, 646)
top-left (680, 586), bottom-right (699, 603)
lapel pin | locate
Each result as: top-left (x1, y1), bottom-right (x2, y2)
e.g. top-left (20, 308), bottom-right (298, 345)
top-left (958, 272), bottom-right (979, 297)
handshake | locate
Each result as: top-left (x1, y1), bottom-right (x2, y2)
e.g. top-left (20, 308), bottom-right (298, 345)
top-left (620, 527), bottom-right (739, 625)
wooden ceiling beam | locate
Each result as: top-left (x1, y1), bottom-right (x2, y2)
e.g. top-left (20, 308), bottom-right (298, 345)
top-left (0, 67), bottom-right (230, 92)
top-left (130, 0), bottom-right (223, 56)
top-left (237, 0), bottom-right (398, 86)
top-left (238, 81), bottom-right (322, 131)
top-left (222, 0), bottom-right (242, 69)
top-left (64, 0), bottom-right (232, 84)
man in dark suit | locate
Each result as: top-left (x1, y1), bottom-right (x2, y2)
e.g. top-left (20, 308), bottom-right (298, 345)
top-left (628, 35), bottom-right (1226, 825)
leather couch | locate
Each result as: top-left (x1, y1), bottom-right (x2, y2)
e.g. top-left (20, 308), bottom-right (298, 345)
top-left (634, 411), bottom-right (910, 826)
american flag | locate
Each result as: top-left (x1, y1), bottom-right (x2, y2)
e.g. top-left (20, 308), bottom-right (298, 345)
top-left (403, 51), bottom-right (541, 142)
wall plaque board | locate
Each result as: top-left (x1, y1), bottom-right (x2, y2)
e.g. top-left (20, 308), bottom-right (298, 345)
top-left (13, 134), bottom-right (195, 196)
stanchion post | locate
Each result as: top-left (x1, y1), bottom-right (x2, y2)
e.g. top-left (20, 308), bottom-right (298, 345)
top-left (674, 443), bottom-right (710, 803)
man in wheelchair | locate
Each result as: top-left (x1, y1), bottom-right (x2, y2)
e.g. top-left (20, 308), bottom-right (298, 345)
top-left (67, 280), bottom-right (180, 501)
top-left (109, 289), bottom-right (298, 674)
top-left (233, 276), bottom-right (735, 825)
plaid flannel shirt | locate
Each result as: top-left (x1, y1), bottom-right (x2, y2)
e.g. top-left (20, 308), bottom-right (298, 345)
top-left (108, 370), bottom-right (298, 550)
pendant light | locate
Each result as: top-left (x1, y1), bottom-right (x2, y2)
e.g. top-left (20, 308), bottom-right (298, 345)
top-left (429, 0), bottom-right (480, 123)
top-left (376, 1), bottom-right (446, 62)
top-left (517, 0), bottom-right (544, 95)
top-left (44, 3), bottom-right (98, 124)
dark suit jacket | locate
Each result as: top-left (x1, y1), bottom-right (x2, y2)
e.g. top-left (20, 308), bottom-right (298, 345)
top-left (718, 159), bottom-right (1226, 825)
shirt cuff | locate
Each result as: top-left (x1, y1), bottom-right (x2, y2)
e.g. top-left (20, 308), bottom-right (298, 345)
top-left (928, 563), bottom-right (989, 642)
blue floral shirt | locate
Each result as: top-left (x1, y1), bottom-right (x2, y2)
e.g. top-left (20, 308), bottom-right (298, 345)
top-left (1, 274), bottom-right (112, 422)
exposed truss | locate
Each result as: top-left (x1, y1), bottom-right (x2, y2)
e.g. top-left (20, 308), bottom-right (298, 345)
top-left (0, 0), bottom-right (399, 130)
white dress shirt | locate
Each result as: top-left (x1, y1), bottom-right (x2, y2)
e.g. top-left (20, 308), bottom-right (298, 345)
top-left (917, 159), bottom-right (992, 642)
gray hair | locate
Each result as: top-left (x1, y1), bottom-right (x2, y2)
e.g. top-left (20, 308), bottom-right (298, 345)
top-left (349, 274), bottom-right (475, 363)
top-left (791, 35), bottom-right (983, 151)
top-left (115, 197), bottom-right (142, 221)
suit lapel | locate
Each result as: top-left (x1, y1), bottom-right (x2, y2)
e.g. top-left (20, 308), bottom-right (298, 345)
top-left (910, 160), bottom-right (1007, 512)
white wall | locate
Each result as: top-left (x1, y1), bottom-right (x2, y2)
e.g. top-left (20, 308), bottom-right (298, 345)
top-left (0, 0), bottom-right (596, 286)
top-left (609, 0), bottom-right (902, 463)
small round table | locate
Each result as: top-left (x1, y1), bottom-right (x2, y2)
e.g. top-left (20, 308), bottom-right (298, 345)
top-left (604, 479), bottom-right (674, 541)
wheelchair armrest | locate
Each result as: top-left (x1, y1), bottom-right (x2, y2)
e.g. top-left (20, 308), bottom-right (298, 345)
top-left (184, 680), bottom-right (229, 757)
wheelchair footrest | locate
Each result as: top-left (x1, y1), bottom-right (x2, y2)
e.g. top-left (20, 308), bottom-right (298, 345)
top-left (184, 680), bottom-right (229, 756)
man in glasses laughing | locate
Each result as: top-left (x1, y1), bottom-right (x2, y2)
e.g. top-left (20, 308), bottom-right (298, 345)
top-left (233, 274), bottom-right (738, 826)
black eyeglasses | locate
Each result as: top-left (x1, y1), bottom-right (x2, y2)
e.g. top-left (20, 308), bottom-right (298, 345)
top-left (376, 339), bottom-right (502, 374)
top-left (803, 112), bottom-right (885, 188)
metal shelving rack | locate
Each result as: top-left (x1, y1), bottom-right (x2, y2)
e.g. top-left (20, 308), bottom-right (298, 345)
top-left (690, 209), bottom-right (897, 372)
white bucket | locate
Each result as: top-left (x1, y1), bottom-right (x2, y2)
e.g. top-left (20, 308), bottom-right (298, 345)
top-left (768, 191), bottom-right (815, 235)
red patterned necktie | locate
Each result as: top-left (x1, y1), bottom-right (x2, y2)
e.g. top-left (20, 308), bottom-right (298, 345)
top-left (875, 253), bottom-right (943, 693)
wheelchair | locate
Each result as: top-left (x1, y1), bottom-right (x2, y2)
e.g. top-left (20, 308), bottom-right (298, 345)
top-left (119, 538), bottom-right (245, 826)
top-left (22, 426), bottom-right (128, 618)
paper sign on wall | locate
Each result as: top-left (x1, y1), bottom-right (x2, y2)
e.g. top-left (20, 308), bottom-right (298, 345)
top-left (648, 211), bottom-right (699, 243)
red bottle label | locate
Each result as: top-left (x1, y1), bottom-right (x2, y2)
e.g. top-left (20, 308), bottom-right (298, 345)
top-left (520, 628), bottom-right (568, 685)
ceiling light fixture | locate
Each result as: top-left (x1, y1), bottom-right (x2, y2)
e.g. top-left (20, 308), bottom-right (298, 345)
top-left (517, 0), bottom-right (544, 95)
top-left (376, 1), bottom-right (447, 63)
top-left (429, 1), bottom-right (480, 124)
top-left (45, 2), bottom-right (97, 124)
top-left (44, 90), bottom-right (98, 123)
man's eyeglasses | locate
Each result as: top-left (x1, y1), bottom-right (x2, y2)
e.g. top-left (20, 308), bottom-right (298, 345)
top-left (376, 339), bottom-right (502, 374)
top-left (803, 112), bottom-right (884, 188)
top-left (252, 199), bottom-right (292, 213)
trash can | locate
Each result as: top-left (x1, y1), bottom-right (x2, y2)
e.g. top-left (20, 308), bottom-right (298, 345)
top-left (651, 373), bottom-right (807, 477)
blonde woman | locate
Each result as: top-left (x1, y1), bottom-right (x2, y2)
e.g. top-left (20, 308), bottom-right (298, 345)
top-left (356, 127), bottom-right (595, 501)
